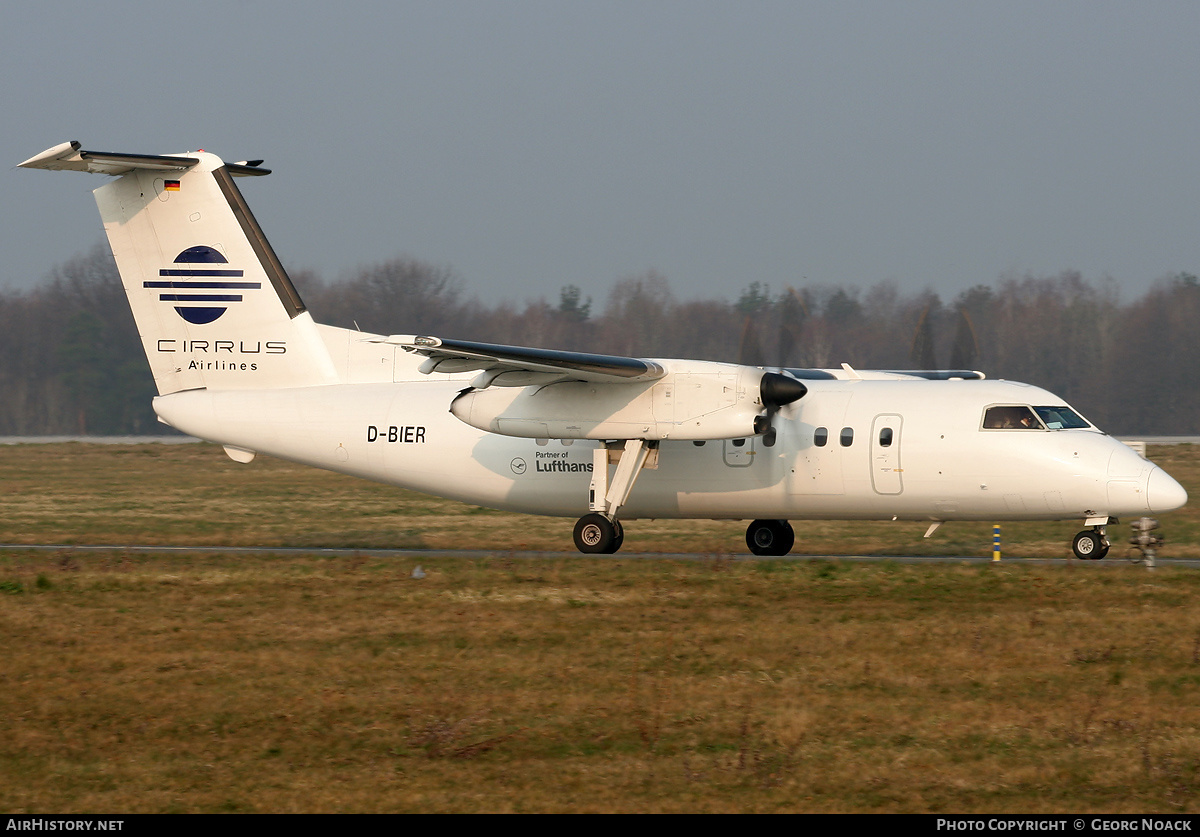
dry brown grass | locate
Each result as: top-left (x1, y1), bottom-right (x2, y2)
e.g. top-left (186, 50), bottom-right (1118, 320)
top-left (2, 442), bottom-right (1200, 812)
top-left (2, 553), bottom-right (1200, 812)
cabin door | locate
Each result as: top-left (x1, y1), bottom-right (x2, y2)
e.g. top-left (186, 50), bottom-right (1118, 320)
top-left (870, 414), bottom-right (904, 495)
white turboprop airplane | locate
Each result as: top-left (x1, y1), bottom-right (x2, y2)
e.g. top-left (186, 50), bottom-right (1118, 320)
top-left (19, 141), bottom-right (1188, 558)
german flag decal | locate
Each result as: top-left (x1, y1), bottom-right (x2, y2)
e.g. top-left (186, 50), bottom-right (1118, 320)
top-left (164, 180), bottom-right (180, 191)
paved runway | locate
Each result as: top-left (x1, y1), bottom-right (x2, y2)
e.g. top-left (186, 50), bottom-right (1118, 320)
top-left (3, 435), bottom-right (1199, 445)
top-left (3, 542), bottom-right (1197, 567)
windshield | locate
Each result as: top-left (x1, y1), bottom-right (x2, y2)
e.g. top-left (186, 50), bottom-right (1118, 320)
top-left (982, 404), bottom-right (1094, 430)
top-left (1033, 406), bottom-right (1091, 430)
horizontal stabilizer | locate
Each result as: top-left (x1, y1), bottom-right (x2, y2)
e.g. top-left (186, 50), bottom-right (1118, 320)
top-left (19, 141), bottom-right (269, 177)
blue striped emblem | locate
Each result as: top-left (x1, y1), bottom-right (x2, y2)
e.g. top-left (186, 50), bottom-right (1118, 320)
top-left (148, 246), bottom-right (261, 324)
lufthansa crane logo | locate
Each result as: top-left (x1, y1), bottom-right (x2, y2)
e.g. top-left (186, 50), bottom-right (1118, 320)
top-left (145, 245), bottom-right (261, 325)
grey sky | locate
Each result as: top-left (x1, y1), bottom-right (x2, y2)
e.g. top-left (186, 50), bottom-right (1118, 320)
top-left (6, 0), bottom-right (1200, 307)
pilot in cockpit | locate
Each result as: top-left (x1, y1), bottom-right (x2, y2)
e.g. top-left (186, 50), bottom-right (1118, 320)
top-left (983, 405), bottom-right (1042, 429)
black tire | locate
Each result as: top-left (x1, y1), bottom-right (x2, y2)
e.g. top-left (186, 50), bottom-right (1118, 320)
top-left (746, 519), bottom-right (795, 556)
top-left (574, 513), bottom-right (621, 554)
top-left (1071, 530), bottom-right (1104, 560)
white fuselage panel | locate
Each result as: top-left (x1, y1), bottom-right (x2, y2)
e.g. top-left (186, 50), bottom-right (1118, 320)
top-left (152, 377), bottom-right (1179, 522)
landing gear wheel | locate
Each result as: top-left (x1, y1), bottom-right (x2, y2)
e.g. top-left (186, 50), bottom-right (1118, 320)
top-left (1072, 530), bottom-right (1107, 560)
top-left (574, 513), bottom-right (622, 554)
top-left (746, 519), bottom-right (795, 556)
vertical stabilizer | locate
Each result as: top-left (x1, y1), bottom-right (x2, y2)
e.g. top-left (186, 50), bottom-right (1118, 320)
top-left (21, 142), bottom-right (339, 394)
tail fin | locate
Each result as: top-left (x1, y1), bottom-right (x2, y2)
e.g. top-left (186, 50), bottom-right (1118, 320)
top-left (20, 141), bottom-right (339, 394)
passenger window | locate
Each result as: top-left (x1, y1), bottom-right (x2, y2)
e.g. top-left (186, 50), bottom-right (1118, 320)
top-left (840, 427), bottom-right (854, 447)
top-left (982, 405), bottom-right (1043, 430)
top-left (762, 428), bottom-right (777, 447)
top-left (879, 427), bottom-right (893, 447)
top-left (732, 438), bottom-right (746, 448)
top-left (814, 427), bottom-right (828, 447)
top-left (692, 440), bottom-right (706, 447)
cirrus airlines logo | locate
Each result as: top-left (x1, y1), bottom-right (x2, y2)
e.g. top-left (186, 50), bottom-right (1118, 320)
top-left (144, 245), bottom-right (261, 325)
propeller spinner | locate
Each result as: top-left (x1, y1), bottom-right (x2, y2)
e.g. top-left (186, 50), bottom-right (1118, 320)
top-left (754, 372), bottom-right (807, 436)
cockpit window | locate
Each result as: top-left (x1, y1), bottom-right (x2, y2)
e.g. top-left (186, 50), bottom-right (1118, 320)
top-left (982, 405), bottom-right (1043, 430)
top-left (1033, 406), bottom-right (1091, 430)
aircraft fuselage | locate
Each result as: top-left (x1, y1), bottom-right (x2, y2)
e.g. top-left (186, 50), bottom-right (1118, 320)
top-left (152, 375), bottom-right (1179, 524)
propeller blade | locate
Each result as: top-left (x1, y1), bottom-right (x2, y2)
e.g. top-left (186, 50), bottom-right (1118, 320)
top-left (738, 315), bottom-right (766, 367)
top-left (911, 304), bottom-right (938, 369)
top-left (777, 288), bottom-right (807, 367)
top-left (948, 308), bottom-right (979, 369)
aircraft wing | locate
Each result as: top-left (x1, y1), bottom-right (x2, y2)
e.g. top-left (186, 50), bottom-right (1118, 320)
top-left (372, 334), bottom-right (667, 388)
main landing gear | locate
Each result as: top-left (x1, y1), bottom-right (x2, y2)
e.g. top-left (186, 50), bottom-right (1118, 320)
top-left (1071, 525), bottom-right (1111, 560)
top-left (572, 440), bottom-right (658, 555)
top-left (570, 440), bottom-right (801, 556)
top-left (746, 519), bottom-right (794, 556)
top-left (573, 513), bottom-right (624, 554)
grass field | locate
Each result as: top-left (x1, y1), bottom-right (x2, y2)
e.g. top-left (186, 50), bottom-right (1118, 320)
top-left (2, 443), bottom-right (1200, 812)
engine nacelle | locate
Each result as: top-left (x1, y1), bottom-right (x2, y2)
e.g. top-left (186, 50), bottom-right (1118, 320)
top-left (450, 362), bottom-right (773, 440)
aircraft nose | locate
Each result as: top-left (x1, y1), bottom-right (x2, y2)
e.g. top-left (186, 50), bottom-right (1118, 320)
top-left (1147, 467), bottom-right (1188, 513)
